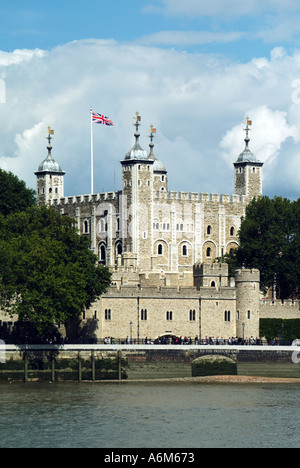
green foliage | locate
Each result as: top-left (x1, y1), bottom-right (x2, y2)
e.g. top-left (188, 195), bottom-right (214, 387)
top-left (0, 205), bottom-right (111, 340)
top-left (192, 357), bottom-right (237, 377)
top-left (214, 251), bottom-right (238, 278)
top-left (236, 196), bottom-right (300, 298)
top-left (0, 169), bottom-right (36, 215)
top-left (260, 319), bottom-right (300, 342)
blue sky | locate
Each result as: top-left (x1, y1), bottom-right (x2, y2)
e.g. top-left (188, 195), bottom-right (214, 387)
top-left (1, 0), bottom-right (299, 59)
top-left (1, 1), bottom-right (300, 199)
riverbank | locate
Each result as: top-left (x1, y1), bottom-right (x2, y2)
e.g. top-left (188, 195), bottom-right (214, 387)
top-left (81, 375), bottom-right (300, 384)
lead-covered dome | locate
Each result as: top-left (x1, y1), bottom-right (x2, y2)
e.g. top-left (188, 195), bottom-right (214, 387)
top-left (37, 152), bottom-right (64, 173)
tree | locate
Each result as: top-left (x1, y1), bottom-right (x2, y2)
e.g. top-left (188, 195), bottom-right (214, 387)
top-left (0, 206), bottom-right (111, 341)
top-left (236, 196), bottom-right (300, 298)
top-left (214, 251), bottom-right (238, 278)
top-left (0, 169), bottom-right (36, 215)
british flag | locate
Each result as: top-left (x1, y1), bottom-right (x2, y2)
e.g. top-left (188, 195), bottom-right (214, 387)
top-left (92, 111), bottom-right (113, 126)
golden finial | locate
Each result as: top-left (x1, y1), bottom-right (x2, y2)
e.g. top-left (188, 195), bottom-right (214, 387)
top-left (133, 112), bottom-right (141, 132)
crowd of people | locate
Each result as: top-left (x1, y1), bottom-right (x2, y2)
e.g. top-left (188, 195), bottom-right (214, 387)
top-left (101, 336), bottom-right (272, 346)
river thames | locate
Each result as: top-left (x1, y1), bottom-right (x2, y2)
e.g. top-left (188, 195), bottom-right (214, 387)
top-left (0, 381), bottom-right (299, 448)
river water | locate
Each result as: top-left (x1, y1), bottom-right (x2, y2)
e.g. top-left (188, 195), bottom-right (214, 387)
top-left (0, 381), bottom-right (299, 448)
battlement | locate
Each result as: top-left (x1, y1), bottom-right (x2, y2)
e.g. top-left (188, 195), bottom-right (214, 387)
top-left (155, 190), bottom-right (248, 204)
top-left (50, 191), bottom-right (121, 206)
top-left (235, 268), bottom-right (260, 283)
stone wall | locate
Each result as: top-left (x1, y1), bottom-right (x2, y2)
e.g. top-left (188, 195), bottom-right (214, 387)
top-left (1, 345), bottom-right (299, 381)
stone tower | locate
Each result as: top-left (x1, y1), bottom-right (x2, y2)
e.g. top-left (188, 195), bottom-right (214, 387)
top-left (35, 127), bottom-right (65, 205)
top-left (234, 117), bottom-right (263, 199)
top-left (235, 268), bottom-right (260, 339)
top-left (120, 113), bottom-right (154, 271)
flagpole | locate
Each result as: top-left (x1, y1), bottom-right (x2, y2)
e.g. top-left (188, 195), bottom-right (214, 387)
top-left (90, 107), bottom-right (94, 194)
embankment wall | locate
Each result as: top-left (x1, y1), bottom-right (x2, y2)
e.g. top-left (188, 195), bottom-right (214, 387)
top-left (1, 345), bottom-right (300, 381)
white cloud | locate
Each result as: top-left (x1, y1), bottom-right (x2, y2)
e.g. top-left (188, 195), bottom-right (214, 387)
top-left (139, 30), bottom-right (245, 46)
top-left (1, 41), bottom-right (300, 200)
top-left (0, 48), bottom-right (45, 66)
top-left (220, 106), bottom-right (297, 167)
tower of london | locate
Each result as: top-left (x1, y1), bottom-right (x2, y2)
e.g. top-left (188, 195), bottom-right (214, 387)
top-left (35, 115), bottom-right (263, 279)
top-left (33, 114), bottom-right (298, 342)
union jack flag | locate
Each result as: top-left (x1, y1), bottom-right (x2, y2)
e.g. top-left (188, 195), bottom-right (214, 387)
top-left (92, 111), bottom-right (113, 126)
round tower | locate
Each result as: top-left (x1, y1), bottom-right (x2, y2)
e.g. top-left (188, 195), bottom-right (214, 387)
top-left (234, 117), bottom-right (263, 200)
top-left (35, 127), bottom-right (65, 205)
top-left (235, 268), bottom-right (260, 340)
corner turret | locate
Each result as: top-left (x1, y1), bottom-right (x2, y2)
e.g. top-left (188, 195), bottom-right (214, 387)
top-left (35, 127), bottom-right (65, 205)
top-left (234, 117), bottom-right (263, 199)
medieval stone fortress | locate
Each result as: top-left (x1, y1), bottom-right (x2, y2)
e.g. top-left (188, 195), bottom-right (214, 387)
top-left (33, 114), bottom-right (299, 343)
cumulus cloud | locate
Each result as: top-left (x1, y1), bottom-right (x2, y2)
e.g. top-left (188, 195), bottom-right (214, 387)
top-left (1, 40), bottom-right (300, 200)
top-left (220, 106), bottom-right (297, 168)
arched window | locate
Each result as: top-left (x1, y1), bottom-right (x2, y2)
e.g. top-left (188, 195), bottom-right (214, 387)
top-left (211, 281), bottom-right (215, 287)
top-left (207, 225), bottom-right (211, 235)
top-left (230, 227), bottom-right (235, 236)
top-left (158, 244), bottom-right (163, 256)
top-left (116, 242), bottom-right (122, 256)
top-left (83, 220), bottom-right (89, 234)
top-left (206, 247), bottom-right (211, 257)
top-left (182, 245), bottom-right (187, 256)
top-left (141, 309), bottom-right (147, 321)
top-left (225, 310), bottom-right (231, 322)
top-left (189, 309), bottom-right (196, 321)
top-left (166, 311), bottom-right (173, 321)
top-left (99, 244), bottom-right (106, 265)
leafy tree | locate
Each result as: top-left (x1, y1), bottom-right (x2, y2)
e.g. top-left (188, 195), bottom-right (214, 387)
top-left (0, 206), bottom-right (111, 341)
top-left (0, 169), bottom-right (36, 215)
top-left (214, 251), bottom-right (238, 278)
top-left (236, 196), bottom-right (300, 298)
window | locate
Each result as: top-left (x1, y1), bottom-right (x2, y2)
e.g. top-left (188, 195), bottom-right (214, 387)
top-left (230, 227), bottom-right (235, 236)
top-left (83, 220), bottom-right (89, 234)
top-left (248, 310), bottom-right (251, 319)
top-left (225, 310), bottom-right (231, 322)
top-left (182, 245), bottom-right (187, 256)
top-left (99, 244), bottom-right (106, 265)
top-left (116, 242), bottom-right (122, 255)
top-left (189, 309), bottom-right (196, 321)
top-left (207, 225), bottom-right (211, 235)
top-left (94, 311), bottom-right (97, 319)
top-left (211, 281), bottom-right (215, 287)
top-left (166, 311), bottom-right (173, 321)
top-left (158, 244), bottom-right (163, 255)
top-left (105, 309), bottom-right (111, 320)
top-left (141, 309), bottom-right (147, 321)
top-left (206, 247), bottom-right (211, 257)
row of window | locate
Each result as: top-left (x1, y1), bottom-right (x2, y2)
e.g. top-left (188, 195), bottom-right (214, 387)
top-left (37, 187), bottom-right (59, 195)
top-left (157, 243), bottom-right (189, 257)
top-left (153, 224), bottom-right (236, 236)
top-left (84, 220), bottom-right (236, 237)
top-left (85, 309), bottom-right (252, 322)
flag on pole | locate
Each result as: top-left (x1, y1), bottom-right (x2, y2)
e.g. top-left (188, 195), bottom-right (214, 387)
top-left (92, 111), bottom-right (113, 126)
top-left (90, 108), bottom-right (114, 194)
